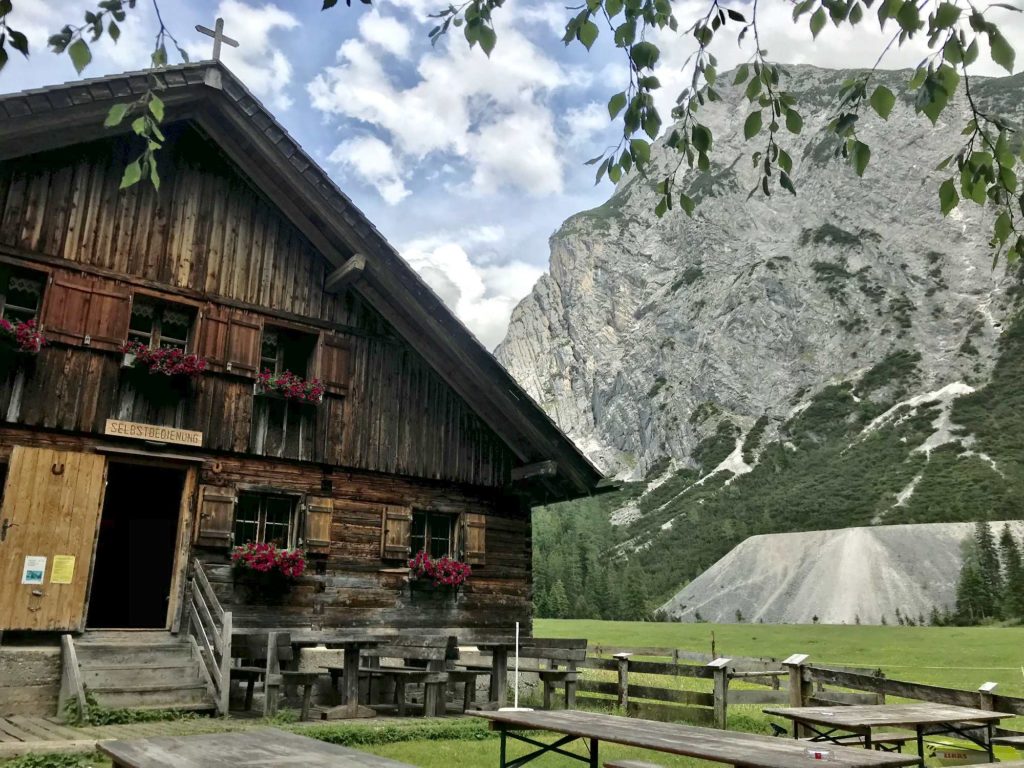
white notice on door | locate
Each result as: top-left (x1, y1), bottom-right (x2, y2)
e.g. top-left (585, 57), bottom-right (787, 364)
top-left (21, 555), bottom-right (46, 585)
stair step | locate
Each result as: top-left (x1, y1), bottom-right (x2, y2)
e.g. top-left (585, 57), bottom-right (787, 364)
top-left (82, 664), bottom-right (202, 687)
top-left (88, 682), bottom-right (212, 710)
top-left (76, 644), bottom-right (194, 666)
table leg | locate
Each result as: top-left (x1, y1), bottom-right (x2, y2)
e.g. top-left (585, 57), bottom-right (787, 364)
top-left (320, 646), bottom-right (377, 720)
top-left (492, 647), bottom-right (509, 708)
top-left (500, 727), bottom-right (507, 768)
top-left (589, 738), bottom-right (599, 768)
top-left (864, 729), bottom-right (873, 751)
top-left (916, 726), bottom-right (925, 768)
top-left (986, 722), bottom-right (994, 763)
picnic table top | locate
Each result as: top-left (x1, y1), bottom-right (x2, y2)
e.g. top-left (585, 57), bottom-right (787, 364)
top-left (471, 710), bottom-right (919, 768)
top-left (98, 728), bottom-right (416, 767)
top-left (763, 703), bottom-right (1011, 729)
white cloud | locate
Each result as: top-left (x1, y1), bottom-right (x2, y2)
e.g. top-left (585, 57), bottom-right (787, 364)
top-left (564, 101), bottom-right (614, 146)
top-left (186, 0), bottom-right (299, 110)
top-left (402, 239), bottom-right (545, 349)
top-left (308, 19), bottom-right (568, 199)
top-left (329, 135), bottom-right (410, 204)
top-left (359, 10), bottom-right (413, 58)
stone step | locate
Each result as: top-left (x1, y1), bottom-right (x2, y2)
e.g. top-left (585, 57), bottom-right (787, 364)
top-left (75, 643), bottom-right (194, 667)
top-left (88, 682), bottom-right (212, 710)
top-left (78, 630), bottom-right (182, 645)
top-left (81, 663), bottom-right (203, 688)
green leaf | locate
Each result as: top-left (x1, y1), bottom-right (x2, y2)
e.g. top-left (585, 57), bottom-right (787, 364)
top-left (679, 193), bottom-right (695, 216)
top-left (785, 108), bottom-right (803, 134)
top-left (989, 31), bottom-right (1015, 73)
top-left (120, 159), bottom-right (143, 189)
top-left (809, 8), bottom-right (827, 38)
top-left (869, 85), bottom-right (896, 120)
top-left (478, 25), bottom-right (497, 56)
top-left (149, 160), bottom-right (161, 191)
top-left (608, 92), bottom-right (627, 119)
top-left (654, 197), bottom-right (668, 217)
top-left (780, 170), bottom-right (797, 195)
top-left (630, 41), bottom-right (660, 68)
top-left (8, 29), bottom-right (29, 57)
top-left (994, 211), bottom-right (1012, 243)
top-left (0, 47), bottom-right (8, 74)
top-left (630, 138), bottom-right (652, 165)
top-left (933, 2), bottom-right (961, 28)
top-left (578, 20), bottom-right (599, 50)
top-left (104, 103), bottom-right (130, 127)
top-left (733, 64), bottom-right (750, 85)
top-left (148, 94), bottom-right (165, 122)
top-left (68, 39), bottom-right (92, 74)
top-left (896, 0), bottom-right (921, 31)
top-left (778, 148), bottom-right (793, 174)
top-left (606, 0), bottom-right (624, 17)
top-left (108, 20), bottom-right (121, 43)
top-left (608, 163), bottom-right (623, 183)
top-left (850, 140), bottom-right (871, 177)
top-left (743, 110), bottom-right (763, 140)
top-left (691, 124), bottom-right (712, 153)
top-left (131, 116), bottom-right (147, 135)
top-left (939, 177), bottom-right (959, 215)
top-left (744, 75), bottom-right (762, 102)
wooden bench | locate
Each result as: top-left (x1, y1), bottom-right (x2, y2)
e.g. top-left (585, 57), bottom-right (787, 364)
top-left (327, 636), bottom-right (455, 717)
top-left (801, 732), bottom-right (916, 752)
top-left (994, 735), bottom-right (1024, 749)
top-left (229, 631), bottom-right (322, 720)
top-left (518, 637), bottom-right (587, 709)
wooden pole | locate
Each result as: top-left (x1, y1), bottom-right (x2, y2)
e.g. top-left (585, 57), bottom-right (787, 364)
top-left (614, 653), bottom-right (631, 710)
top-left (783, 654), bottom-right (810, 737)
top-left (979, 681), bottom-right (998, 711)
top-left (219, 611), bottom-right (232, 716)
top-left (708, 657), bottom-right (731, 730)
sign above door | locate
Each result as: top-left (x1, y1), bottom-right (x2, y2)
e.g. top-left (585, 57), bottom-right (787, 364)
top-left (104, 420), bottom-right (203, 447)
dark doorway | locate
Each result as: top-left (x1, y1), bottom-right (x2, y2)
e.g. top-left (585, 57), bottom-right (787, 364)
top-left (87, 463), bottom-right (185, 629)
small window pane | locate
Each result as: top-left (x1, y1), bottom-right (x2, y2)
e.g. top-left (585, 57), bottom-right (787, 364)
top-left (1, 270), bottom-right (44, 324)
top-left (159, 308), bottom-right (191, 350)
top-left (429, 513), bottom-right (453, 559)
top-left (261, 330), bottom-right (280, 373)
top-left (128, 301), bottom-right (156, 345)
top-left (263, 497), bottom-right (293, 547)
top-left (234, 494), bottom-right (261, 546)
top-left (411, 511), bottom-right (427, 556)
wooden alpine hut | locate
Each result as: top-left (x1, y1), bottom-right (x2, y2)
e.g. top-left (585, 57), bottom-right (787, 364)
top-left (0, 61), bottom-right (603, 716)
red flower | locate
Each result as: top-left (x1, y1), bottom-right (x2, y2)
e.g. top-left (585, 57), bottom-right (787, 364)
top-left (1, 318), bottom-right (47, 354)
top-left (122, 341), bottom-right (207, 378)
top-left (408, 550), bottom-right (472, 588)
top-left (231, 541), bottom-right (306, 580)
top-left (257, 369), bottom-right (324, 403)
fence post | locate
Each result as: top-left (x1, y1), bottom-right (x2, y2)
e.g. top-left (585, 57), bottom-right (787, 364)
top-left (783, 654), bottom-right (810, 737)
top-left (875, 670), bottom-right (887, 704)
top-left (614, 653), bottom-right (632, 711)
top-left (979, 681), bottom-right (998, 712)
top-left (708, 657), bottom-right (731, 730)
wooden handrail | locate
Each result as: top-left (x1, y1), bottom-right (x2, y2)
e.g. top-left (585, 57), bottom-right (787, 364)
top-left (58, 634), bottom-right (87, 720)
top-left (185, 559), bottom-right (232, 715)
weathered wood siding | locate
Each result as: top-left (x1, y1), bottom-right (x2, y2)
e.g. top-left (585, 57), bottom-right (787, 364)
top-left (0, 128), bottom-right (515, 487)
top-left (0, 428), bottom-right (532, 641)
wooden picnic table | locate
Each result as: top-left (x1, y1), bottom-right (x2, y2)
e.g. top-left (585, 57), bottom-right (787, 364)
top-left (99, 728), bottom-right (416, 767)
top-left (763, 703), bottom-right (1013, 766)
top-left (472, 709), bottom-right (919, 768)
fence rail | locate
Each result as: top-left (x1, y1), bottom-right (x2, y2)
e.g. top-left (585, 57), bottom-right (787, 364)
top-left (574, 644), bottom-right (1024, 735)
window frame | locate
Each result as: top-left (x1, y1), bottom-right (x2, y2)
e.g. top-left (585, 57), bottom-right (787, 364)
top-left (259, 324), bottom-right (317, 379)
top-left (0, 265), bottom-right (46, 325)
top-left (411, 509), bottom-right (458, 560)
top-left (232, 490), bottom-right (300, 548)
top-left (127, 296), bottom-right (196, 352)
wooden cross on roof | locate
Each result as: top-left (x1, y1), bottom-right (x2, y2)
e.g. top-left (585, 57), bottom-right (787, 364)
top-left (195, 17), bottom-right (239, 61)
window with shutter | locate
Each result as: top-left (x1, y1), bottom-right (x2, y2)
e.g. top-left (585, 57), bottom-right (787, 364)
top-left (195, 307), bottom-right (262, 375)
top-left (196, 304), bottom-right (230, 370)
top-left (380, 505), bottom-right (412, 560)
top-left (39, 272), bottom-right (130, 350)
top-left (462, 512), bottom-right (486, 566)
top-left (0, 265), bottom-right (46, 324)
top-left (317, 333), bottom-right (351, 395)
top-left (303, 495), bottom-right (334, 554)
top-left (195, 485), bottom-right (236, 548)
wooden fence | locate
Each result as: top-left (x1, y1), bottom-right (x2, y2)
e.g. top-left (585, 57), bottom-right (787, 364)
top-left (572, 645), bottom-right (1024, 733)
top-left (185, 559), bottom-right (232, 716)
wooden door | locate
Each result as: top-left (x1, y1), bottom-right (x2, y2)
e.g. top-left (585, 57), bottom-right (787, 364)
top-left (0, 447), bottom-right (107, 631)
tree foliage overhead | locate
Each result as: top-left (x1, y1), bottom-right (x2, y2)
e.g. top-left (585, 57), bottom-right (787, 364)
top-left (0, 0), bottom-right (1021, 260)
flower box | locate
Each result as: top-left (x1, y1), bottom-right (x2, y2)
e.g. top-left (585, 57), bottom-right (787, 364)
top-left (408, 551), bottom-right (472, 592)
top-left (231, 541), bottom-right (306, 604)
top-left (121, 341), bottom-right (207, 378)
top-left (255, 369), bottom-right (324, 404)
top-left (0, 318), bottom-right (46, 355)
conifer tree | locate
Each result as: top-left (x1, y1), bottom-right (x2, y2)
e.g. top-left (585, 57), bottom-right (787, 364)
top-left (548, 580), bottom-right (570, 619)
top-left (956, 546), bottom-right (988, 624)
top-left (975, 521), bottom-right (1003, 618)
top-left (999, 524), bottom-right (1024, 620)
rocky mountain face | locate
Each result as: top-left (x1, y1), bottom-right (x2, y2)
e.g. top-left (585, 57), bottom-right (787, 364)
top-left (497, 65), bottom-right (1023, 480)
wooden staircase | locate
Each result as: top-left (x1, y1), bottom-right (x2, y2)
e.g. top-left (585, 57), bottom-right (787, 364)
top-left (62, 630), bottom-right (218, 715)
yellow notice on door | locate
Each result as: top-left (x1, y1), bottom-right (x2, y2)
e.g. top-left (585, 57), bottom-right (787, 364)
top-left (50, 555), bottom-right (76, 585)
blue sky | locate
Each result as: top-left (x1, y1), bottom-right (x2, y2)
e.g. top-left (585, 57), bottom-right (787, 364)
top-left (3, 0), bottom-right (1021, 348)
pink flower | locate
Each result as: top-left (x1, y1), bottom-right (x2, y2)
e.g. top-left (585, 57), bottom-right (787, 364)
top-left (1, 318), bottom-right (47, 354)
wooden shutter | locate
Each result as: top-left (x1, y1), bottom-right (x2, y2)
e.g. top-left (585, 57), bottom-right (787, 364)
top-left (195, 484), bottom-right (235, 548)
top-left (317, 332), bottom-right (351, 394)
top-left (380, 505), bottom-right (412, 560)
top-left (196, 307), bottom-right (262, 376)
top-left (0, 447), bottom-right (107, 632)
top-left (226, 312), bottom-right (262, 375)
top-left (462, 513), bottom-right (486, 566)
top-left (40, 272), bottom-right (94, 345)
top-left (303, 495), bottom-right (334, 554)
top-left (40, 272), bottom-right (130, 350)
top-left (196, 304), bottom-right (230, 370)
